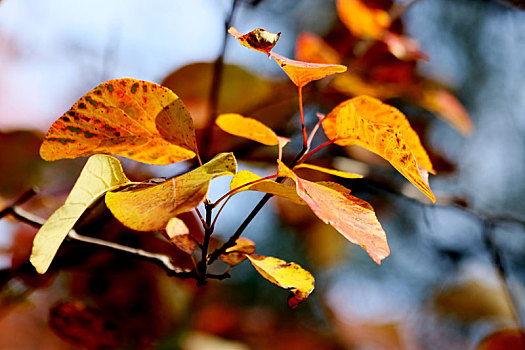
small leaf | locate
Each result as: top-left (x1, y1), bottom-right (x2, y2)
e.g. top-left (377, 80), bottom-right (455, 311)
top-left (270, 52), bottom-right (347, 88)
top-left (295, 32), bottom-right (341, 64)
top-left (106, 153), bottom-right (236, 231)
top-left (30, 155), bottom-right (131, 274)
top-left (322, 96), bottom-right (436, 201)
top-left (336, 0), bottom-right (391, 40)
top-left (166, 217), bottom-right (196, 255)
top-left (216, 113), bottom-right (280, 146)
top-left (246, 254), bottom-right (314, 309)
top-left (278, 161), bottom-right (389, 264)
top-left (40, 78), bottom-right (198, 165)
top-left (228, 27), bottom-right (281, 56)
top-left (381, 32), bottom-right (428, 61)
top-left (219, 238), bottom-right (256, 266)
top-left (294, 163), bottom-right (363, 179)
top-left (230, 170), bottom-right (305, 205)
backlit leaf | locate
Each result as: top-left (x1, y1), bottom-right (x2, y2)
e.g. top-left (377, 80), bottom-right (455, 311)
top-left (381, 32), bottom-right (428, 61)
top-left (30, 155), bottom-right (131, 274)
top-left (166, 217), bottom-right (196, 255)
top-left (322, 96), bottom-right (436, 201)
top-left (294, 163), bottom-right (363, 179)
top-left (246, 254), bottom-right (314, 308)
top-left (295, 32), bottom-right (341, 64)
top-left (228, 27), bottom-right (281, 56)
top-left (336, 0), bottom-right (391, 39)
top-left (278, 161), bottom-right (389, 264)
top-left (40, 78), bottom-right (198, 165)
top-left (420, 87), bottom-right (473, 136)
top-left (270, 52), bottom-right (347, 88)
top-left (230, 170), bottom-right (305, 205)
top-left (106, 153), bottom-right (236, 231)
top-left (219, 238), bottom-right (256, 266)
top-left (216, 113), bottom-right (280, 146)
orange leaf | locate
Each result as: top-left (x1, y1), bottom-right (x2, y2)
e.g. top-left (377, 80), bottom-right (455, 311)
top-left (228, 27), bottom-right (281, 56)
top-left (105, 153), bottom-right (236, 231)
top-left (476, 329), bottom-right (525, 350)
top-left (381, 32), bottom-right (428, 61)
top-left (216, 113), bottom-right (280, 146)
top-left (219, 238), bottom-right (256, 266)
top-left (295, 32), bottom-right (341, 64)
top-left (230, 170), bottom-right (304, 205)
top-left (322, 96), bottom-right (436, 201)
top-left (420, 87), bottom-right (473, 136)
top-left (336, 0), bottom-right (391, 40)
top-left (40, 78), bottom-right (198, 165)
top-left (246, 254), bottom-right (314, 308)
top-left (278, 161), bottom-right (389, 264)
top-left (294, 163), bottom-right (363, 179)
top-left (270, 52), bottom-right (347, 88)
top-left (166, 217), bottom-right (197, 255)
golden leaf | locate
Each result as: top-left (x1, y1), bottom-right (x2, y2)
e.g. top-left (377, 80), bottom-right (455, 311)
top-left (220, 238), bottom-right (256, 266)
top-left (247, 254), bottom-right (315, 308)
top-left (40, 78), bottom-right (198, 165)
top-left (105, 153), bottom-right (236, 231)
top-left (294, 163), bottom-right (363, 179)
top-left (336, 0), bottom-right (391, 39)
top-left (216, 113), bottom-right (280, 146)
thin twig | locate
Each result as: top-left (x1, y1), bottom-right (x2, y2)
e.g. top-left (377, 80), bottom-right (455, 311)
top-left (6, 206), bottom-right (196, 279)
top-left (298, 86), bottom-right (308, 149)
top-left (197, 201), bottom-right (214, 285)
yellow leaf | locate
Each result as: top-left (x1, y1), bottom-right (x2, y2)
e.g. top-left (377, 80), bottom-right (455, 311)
top-left (30, 155), bottom-right (131, 274)
top-left (270, 52), bottom-right (347, 88)
top-left (246, 254), bottom-right (314, 309)
top-left (216, 113), bottom-right (280, 146)
top-left (295, 32), bottom-right (341, 64)
top-left (40, 78), bottom-right (198, 165)
top-left (166, 217), bottom-right (196, 255)
top-left (220, 238), bottom-right (256, 266)
top-left (106, 153), bottom-right (236, 231)
top-left (336, 0), bottom-right (391, 40)
top-left (228, 27), bottom-right (281, 56)
top-left (278, 161), bottom-right (389, 264)
top-left (322, 96), bottom-right (436, 201)
top-left (230, 170), bottom-right (305, 205)
top-left (294, 163), bottom-right (363, 179)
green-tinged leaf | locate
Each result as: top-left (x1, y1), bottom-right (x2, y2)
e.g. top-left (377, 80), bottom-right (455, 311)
top-left (220, 238), bottom-right (256, 266)
top-left (40, 78), bottom-right (198, 165)
top-left (30, 155), bottom-right (131, 274)
top-left (106, 153), bottom-right (237, 231)
top-left (278, 161), bottom-right (389, 264)
top-left (230, 170), bottom-right (305, 205)
top-left (216, 113), bottom-right (280, 146)
top-left (323, 96), bottom-right (435, 202)
top-left (294, 163), bottom-right (363, 179)
top-left (247, 254), bottom-right (314, 308)
top-left (166, 217), bottom-right (197, 255)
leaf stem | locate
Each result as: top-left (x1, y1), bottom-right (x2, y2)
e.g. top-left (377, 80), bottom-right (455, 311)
top-left (212, 173), bottom-right (279, 208)
top-left (298, 139), bottom-right (337, 165)
top-left (307, 113), bottom-right (328, 148)
top-left (298, 86), bottom-right (308, 149)
top-left (197, 201), bottom-right (214, 285)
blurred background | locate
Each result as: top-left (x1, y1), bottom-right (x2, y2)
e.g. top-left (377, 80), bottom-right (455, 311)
top-left (0, 0), bottom-right (524, 349)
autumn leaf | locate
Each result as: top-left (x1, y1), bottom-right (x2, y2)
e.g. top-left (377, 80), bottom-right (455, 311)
top-left (246, 254), bottom-right (314, 308)
top-left (228, 27), bottom-right (281, 56)
top-left (219, 238), bottom-right (256, 266)
top-left (419, 86), bottom-right (473, 136)
top-left (294, 163), bottom-right (363, 179)
top-left (322, 96), bottom-right (436, 201)
top-left (278, 161), bottom-right (389, 264)
top-left (230, 170), bottom-right (304, 205)
top-left (166, 217), bottom-right (197, 255)
top-left (476, 329), bottom-right (525, 350)
top-left (216, 113), bottom-right (280, 146)
top-left (40, 78), bottom-right (198, 165)
top-left (295, 32), bottom-right (341, 64)
top-left (270, 52), bottom-right (347, 88)
top-left (381, 32), bottom-right (428, 61)
top-left (336, 0), bottom-right (391, 40)
top-left (105, 153), bottom-right (236, 231)
top-left (30, 155), bottom-right (132, 274)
